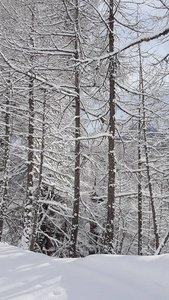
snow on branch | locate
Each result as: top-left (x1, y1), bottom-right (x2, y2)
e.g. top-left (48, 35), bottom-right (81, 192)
top-left (81, 24), bottom-right (169, 64)
top-left (155, 229), bottom-right (169, 255)
top-left (0, 50), bottom-right (77, 97)
top-left (120, 24), bottom-right (169, 52)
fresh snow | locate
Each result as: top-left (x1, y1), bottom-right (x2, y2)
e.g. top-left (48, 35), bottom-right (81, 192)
top-left (0, 243), bottom-right (169, 300)
top-left (81, 24), bottom-right (169, 65)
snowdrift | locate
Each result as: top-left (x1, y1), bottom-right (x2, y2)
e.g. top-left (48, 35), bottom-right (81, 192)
top-left (0, 242), bottom-right (169, 300)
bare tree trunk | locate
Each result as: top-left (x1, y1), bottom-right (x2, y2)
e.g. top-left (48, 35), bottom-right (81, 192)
top-left (104, 0), bottom-right (116, 254)
top-left (69, 0), bottom-right (80, 258)
top-left (89, 186), bottom-right (99, 255)
top-left (21, 76), bottom-right (34, 249)
top-left (138, 44), bottom-right (159, 250)
top-left (137, 49), bottom-right (143, 255)
top-left (21, 7), bottom-right (35, 250)
top-left (143, 131), bottom-right (159, 249)
top-left (138, 105), bottom-right (143, 255)
top-left (30, 91), bottom-right (46, 251)
top-left (0, 77), bottom-right (11, 241)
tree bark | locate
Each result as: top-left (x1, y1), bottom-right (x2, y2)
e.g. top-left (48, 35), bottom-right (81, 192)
top-left (0, 77), bottom-right (10, 241)
top-left (104, 0), bottom-right (116, 254)
top-left (138, 44), bottom-right (159, 250)
top-left (21, 7), bottom-right (35, 250)
top-left (137, 104), bottom-right (143, 255)
top-left (69, 0), bottom-right (80, 258)
top-left (30, 91), bottom-right (46, 251)
top-left (137, 41), bottom-right (143, 255)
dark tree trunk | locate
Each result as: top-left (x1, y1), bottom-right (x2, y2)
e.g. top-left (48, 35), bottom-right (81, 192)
top-left (30, 91), bottom-right (46, 251)
top-left (89, 187), bottom-right (99, 255)
top-left (104, 0), bottom-right (116, 254)
top-left (89, 221), bottom-right (98, 255)
top-left (69, 0), bottom-right (80, 258)
top-left (144, 134), bottom-right (159, 249)
top-left (138, 44), bottom-right (143, 255)
top-left (21, 75), bottom-right (34, 249)
top-left (0, 77), bottom-right (10, 241)
top-left (21, 8), bottom-right (35, 249)
top-left (138, 44), bottom-right (159, 250)
top-left (138, 107), bottom-right (143, 255)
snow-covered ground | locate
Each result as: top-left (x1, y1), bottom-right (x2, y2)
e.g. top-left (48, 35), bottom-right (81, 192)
top-left (0, 243), bottom-right (169, 300)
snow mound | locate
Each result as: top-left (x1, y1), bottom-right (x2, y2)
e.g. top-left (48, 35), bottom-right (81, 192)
top-left (0, 243), bottom-right (169, 300)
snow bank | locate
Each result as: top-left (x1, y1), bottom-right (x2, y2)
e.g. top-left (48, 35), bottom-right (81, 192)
top-left (0, 243), bottom-right (169, 300)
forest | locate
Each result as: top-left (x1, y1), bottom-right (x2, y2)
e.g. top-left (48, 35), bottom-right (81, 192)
top-left (0, 0), bottom-right (169, 258)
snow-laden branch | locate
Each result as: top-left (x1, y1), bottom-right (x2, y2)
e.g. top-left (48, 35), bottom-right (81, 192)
top-left (119, 24), bottom-right (169, 51)
top-left (0, 50), bottom-right (77, 97)
top-left (155, 229), bottom-right (169, 255)
top-left (70, 132), bottom-right (112, 141)
top-left (81, 24), bottom-right (169, 64)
